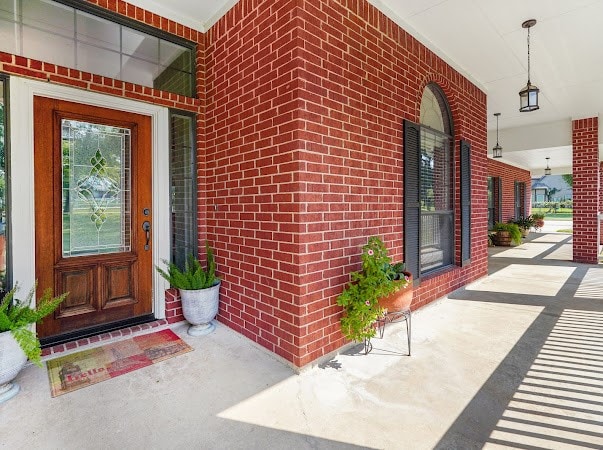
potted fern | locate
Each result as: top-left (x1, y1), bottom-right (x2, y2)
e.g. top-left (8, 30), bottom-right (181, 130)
top-left (492, 222), bottom-right (522, 246)
top-left (156, 242), bottom-right (221, 336)
top-left (0, 284), bottom-right (67, 403)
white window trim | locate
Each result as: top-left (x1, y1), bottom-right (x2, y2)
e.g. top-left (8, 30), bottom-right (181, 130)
top-left (10, 77), bottom-right (170, 318)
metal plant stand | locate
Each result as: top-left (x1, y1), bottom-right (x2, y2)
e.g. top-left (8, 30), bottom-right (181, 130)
top-left (364, 307), bottom-right (412, 356)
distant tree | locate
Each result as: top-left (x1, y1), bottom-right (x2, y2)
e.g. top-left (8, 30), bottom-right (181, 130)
top-left (546, 187), bottom-right (559, 202)
top-left (561, 174), bottom-right (573, 187)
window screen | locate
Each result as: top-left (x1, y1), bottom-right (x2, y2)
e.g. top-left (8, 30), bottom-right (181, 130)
top-left (169, 111), bottom-right (196, 268)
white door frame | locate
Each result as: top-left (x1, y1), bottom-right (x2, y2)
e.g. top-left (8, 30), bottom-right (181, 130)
top-left (10, 77), bottom-right (170, 319)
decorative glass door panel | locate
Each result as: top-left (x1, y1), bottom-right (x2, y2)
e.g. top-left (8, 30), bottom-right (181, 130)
top-left (61, 120), bottom-right (131, 257)
top-left (34, 97), bottom-right (153, 342)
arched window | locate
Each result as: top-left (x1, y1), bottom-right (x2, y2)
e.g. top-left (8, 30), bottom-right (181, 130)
top-left (419, 84), bottom-right (452, 135)
top-left (418, 84), bottom-right (453, 273)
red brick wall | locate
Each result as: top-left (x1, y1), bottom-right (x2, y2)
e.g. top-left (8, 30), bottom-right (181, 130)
top-left (203, 0), bottom-right (303, 363)
top-left (487, 159), bottom-right (532, 223)
top-left (2, 0), bottom-right (490, 367)
top-left (206, 0), bottom-right (488, 367)
top-left (600, 162), bottom-right (603, 245)
top-left (573, 117), bottom-right (599, 263)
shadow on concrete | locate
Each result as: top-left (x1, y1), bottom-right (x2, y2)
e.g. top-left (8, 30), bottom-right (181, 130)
top-left (1, 322), bottom-right (375, 449)
top-left (436, 233), bottom-right (603, 449)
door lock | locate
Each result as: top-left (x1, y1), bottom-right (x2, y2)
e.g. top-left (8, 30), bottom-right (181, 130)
top-left (142, 221), bottom-right (151, 250)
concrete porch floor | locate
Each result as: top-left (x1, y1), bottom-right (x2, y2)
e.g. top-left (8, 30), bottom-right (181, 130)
top-left (2, 232), bottom-right (603, 449)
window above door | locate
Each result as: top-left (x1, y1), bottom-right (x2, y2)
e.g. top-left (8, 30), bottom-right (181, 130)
top-left (0, 0), bottom-right (195, 97)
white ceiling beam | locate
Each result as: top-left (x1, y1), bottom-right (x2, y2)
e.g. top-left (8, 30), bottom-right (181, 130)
top-left (487, 120), bottom-right (571, 153)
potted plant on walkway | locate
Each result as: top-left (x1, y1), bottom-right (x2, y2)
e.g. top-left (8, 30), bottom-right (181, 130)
top-left (532, 212), bottom-right (545, 230)
top-left (337, 236), bottom-right (411, 342)
top-left (508, 215), bottom-right (535, 238)
top-left (492, 222), bottom-right (522, 246)
top-left (0, 284), bottom-right (67, 403)
top-left (156, 242), bottom-right (221, 336)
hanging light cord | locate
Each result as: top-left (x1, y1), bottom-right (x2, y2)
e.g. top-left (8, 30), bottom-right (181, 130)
top-left (496, 115), bottom-right (500, 146)
top-left (527, 26), bottom-right (531, 84)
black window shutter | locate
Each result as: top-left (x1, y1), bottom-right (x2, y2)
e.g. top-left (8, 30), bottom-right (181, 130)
top-left (514, 181), bottom-right (526, 218)
top-left (495, 177), bottom-right (502, 224)
top-left (460, 139), bottom-right (471, 266)
top-left (404, 120), bottom-right (421, 284)
top-left (519, 182), bottom-right (526, 217)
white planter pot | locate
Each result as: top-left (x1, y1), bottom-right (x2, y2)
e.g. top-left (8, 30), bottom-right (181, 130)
top-left (180, 282), bottom-right (220, 336)
top-left (0, 330), bottom-right (28, 404)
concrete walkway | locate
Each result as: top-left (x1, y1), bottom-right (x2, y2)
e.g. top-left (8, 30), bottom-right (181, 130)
top-left (2, 232), bottom-right (603, 449)
top-left (538, 219), bottom-right (573, 234)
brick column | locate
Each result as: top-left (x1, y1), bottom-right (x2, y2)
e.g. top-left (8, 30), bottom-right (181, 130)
top-left (572, 118), bottom-right (599, 263)
top-left (600, 162), bottom-right (603, 245)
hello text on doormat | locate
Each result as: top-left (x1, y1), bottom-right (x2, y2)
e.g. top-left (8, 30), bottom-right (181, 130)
top-left (46, 329), bottom-right (193, 397)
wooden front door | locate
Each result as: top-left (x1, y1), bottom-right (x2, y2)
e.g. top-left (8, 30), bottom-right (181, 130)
top-left (34, 96), bottom-right (153, 341)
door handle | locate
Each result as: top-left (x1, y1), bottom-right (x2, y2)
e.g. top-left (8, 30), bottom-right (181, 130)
top-left (142, 221), bottom-right (151, 250)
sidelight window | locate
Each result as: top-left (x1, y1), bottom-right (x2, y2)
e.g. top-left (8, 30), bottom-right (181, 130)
top-left (169, 111), bottom-right (197, 268)
top-left (0, 77), bottom-right (7, 292)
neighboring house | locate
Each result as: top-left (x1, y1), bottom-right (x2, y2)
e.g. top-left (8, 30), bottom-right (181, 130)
top-left (531, 175), bottom-right (573, 203)
top-left (531, 179), bottom-right (549, 203)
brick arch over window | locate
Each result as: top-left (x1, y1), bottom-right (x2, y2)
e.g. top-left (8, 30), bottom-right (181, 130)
top-left (420, 82), bottom-right (453, 135)
top-left (416, 75), bottom-right (459, 131)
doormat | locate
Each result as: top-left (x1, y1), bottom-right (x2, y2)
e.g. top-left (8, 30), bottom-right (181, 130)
top-left (46, 329), bottom-right (192, 397)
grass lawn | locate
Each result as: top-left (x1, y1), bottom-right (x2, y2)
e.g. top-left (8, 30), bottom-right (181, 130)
top-left (544, 213), bottom-right (572, 220)
top-left (531, 207), bottom-right (573, 220)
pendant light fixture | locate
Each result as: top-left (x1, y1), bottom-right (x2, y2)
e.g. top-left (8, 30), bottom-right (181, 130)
top-left (492, 113), bottom-right (503, 158)
top-left (519, 19), bottom-right (539, 112)
top-left (544, 157), bottom-right (551, 175)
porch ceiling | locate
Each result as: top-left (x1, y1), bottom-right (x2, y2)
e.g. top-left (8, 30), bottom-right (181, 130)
top-left (128, 0), bottom-right (603, 175)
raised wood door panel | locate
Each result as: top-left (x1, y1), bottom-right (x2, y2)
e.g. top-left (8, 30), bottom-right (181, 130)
top-left (34, 96), bottom-right (153, 339)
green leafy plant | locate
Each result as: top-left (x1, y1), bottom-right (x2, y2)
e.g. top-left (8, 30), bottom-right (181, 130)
top-left (336, 236), bottom-right (409, 342)
top-left (493, 222), bottom-right (522, 245)
top-left (0, 284), bottom-right (68, 366)
top-left (386, 262), bottom-right (408, 281)
top-left (508, 215), bottom-right (535, 230)
top-left (156, 242), bottom-right (219, 290)
top-left (487, 232), bottom-right (496, 247)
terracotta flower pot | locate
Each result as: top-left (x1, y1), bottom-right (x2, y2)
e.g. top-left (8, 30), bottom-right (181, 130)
top-left (378, 274), bottom-right (413, 312)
